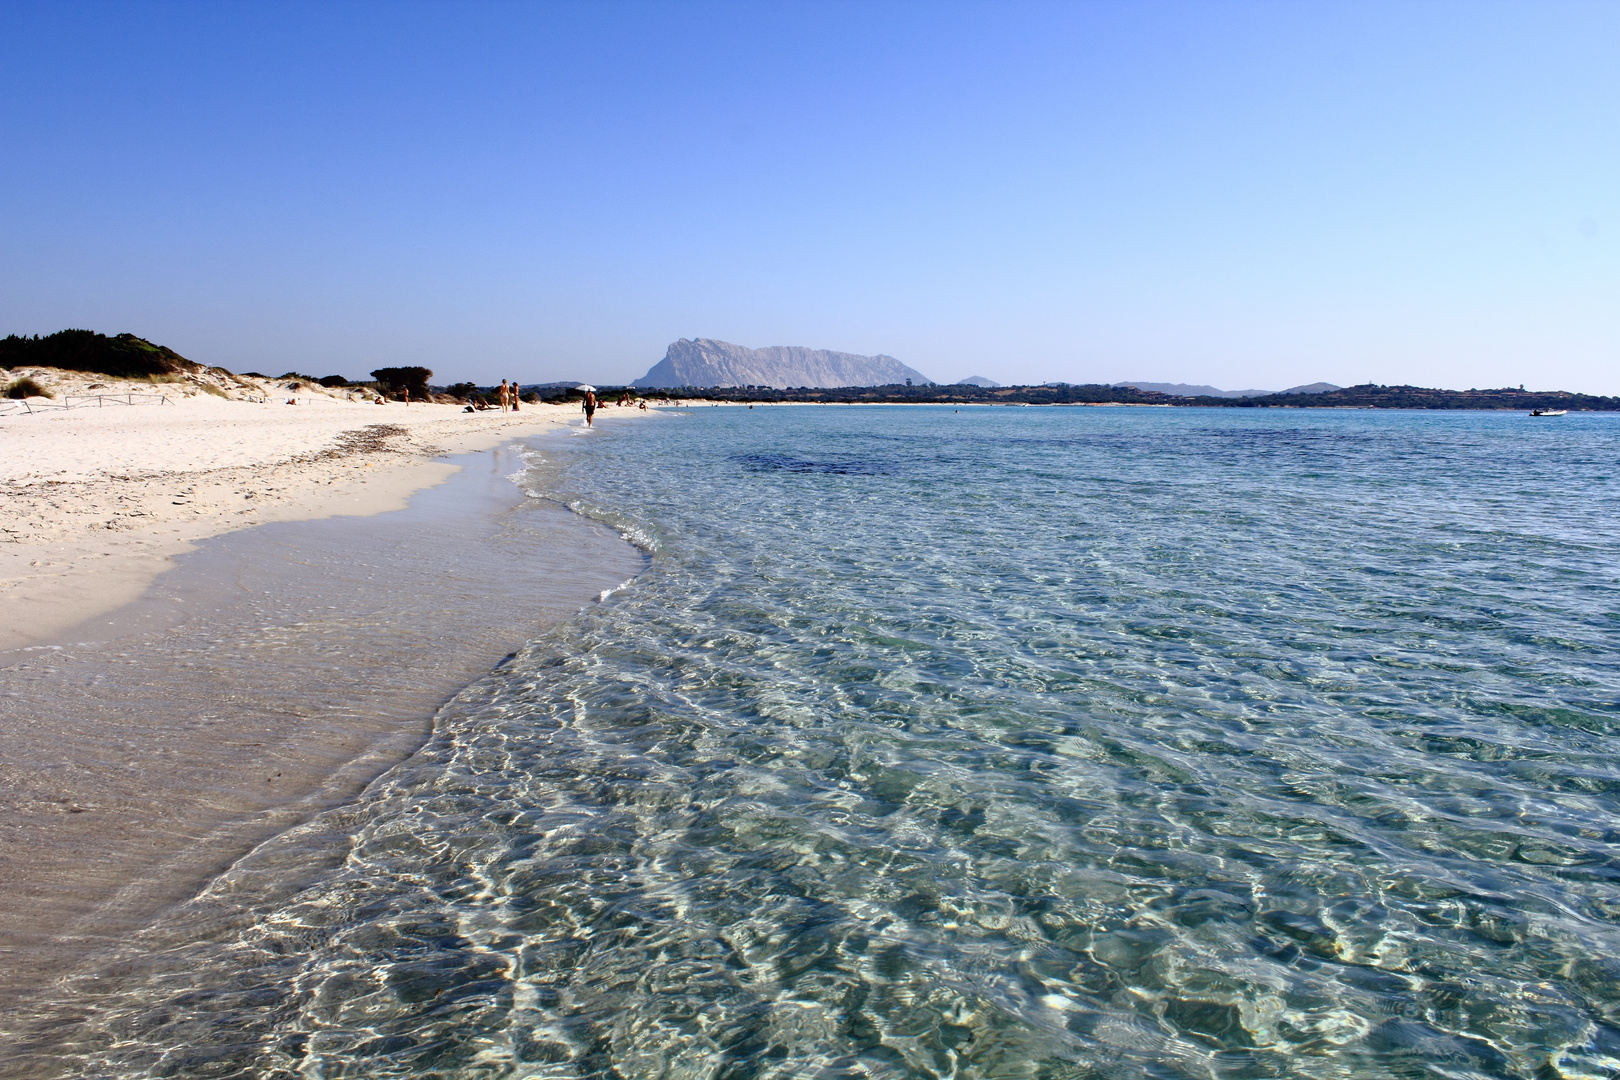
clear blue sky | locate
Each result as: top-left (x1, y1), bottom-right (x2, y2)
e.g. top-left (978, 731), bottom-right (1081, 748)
top-left (3, 1), bottom-right (1616, 391)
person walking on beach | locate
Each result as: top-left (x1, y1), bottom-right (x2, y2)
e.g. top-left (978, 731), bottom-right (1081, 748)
top-left (583, 389), bottom-right (597, 427)
top-left (497, 379), bottom-right (509, 412)
top-left (510, 379), bottom-right (520, 411)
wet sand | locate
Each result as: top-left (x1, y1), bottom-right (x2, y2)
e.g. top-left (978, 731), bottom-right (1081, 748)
top-left (0, 439), bottom-right (642, 1028)
top-left (0, 397), bottom-right (612, 651)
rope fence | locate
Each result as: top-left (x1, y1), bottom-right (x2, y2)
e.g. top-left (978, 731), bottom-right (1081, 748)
top-left (0, 392), bottom-right (174, 417)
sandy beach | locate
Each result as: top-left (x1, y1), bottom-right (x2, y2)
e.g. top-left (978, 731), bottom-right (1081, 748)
top-left (0, 378), bottom-right (649, 1032)
top-left (0, 371), bottom-right (640, 651)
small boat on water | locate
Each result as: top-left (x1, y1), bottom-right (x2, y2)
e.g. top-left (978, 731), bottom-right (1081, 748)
top-left (1529, 409), bottom-right (1567, 417)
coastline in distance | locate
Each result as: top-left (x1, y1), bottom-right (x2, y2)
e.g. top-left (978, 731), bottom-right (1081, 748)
top-left (1115, 380), bottom-right (1341, 398)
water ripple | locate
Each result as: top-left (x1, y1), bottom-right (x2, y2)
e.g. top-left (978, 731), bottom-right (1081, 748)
top-left (17, 406), bottom-right (1620, 1079)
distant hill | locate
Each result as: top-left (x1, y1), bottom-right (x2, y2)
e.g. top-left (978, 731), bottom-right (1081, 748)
top-left (1115, 380), bottom-right (1341, 398)
top-left (0, 330), bottom-right (199, 378)
top-left (957, 375), bottom-right (999, 387)
top-left (1116, 381), bottom-right (1263, 398)
top-left (634, 338), bottom-right (932, 389)
top-left (1226, 383), bottom-right (1598, 409)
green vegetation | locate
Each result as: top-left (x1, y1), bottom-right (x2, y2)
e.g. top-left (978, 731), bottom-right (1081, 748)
top-left (370, 366), bottom-right (433, 401)
top-left (0, 330), bottom-right (197, 378)
top-left (318, 375), bottom-right (349, 388)
top-left (444, 381), bottom-right (479, 400)
top-left (5, 376), bottom-right (50, 399)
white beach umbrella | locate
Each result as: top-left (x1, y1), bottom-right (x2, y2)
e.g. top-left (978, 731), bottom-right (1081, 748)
top-left (575, 384), bottom-right (597, 392)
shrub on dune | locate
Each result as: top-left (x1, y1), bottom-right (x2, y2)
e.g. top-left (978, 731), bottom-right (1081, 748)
top-left (0, 330), bottom-right (196, 378)
top-left (5, 376), bottom-right (51, 399)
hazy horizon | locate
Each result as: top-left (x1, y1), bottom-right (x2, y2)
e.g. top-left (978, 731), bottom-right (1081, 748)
top-left (3, 1), bottom-right (1616, 393)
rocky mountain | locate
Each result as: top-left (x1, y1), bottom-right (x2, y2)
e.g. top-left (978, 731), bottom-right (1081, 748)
top-left (634, 338), bottom-right (932, 389)
top-left (1115, 380), bottom-right (1341, 398)
top-left (957, 375), bottom-right (999, 387)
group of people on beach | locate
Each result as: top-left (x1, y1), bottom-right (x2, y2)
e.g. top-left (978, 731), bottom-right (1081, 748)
top-left (461, 380), bottom-right (524, 412)
top-left (578, 389), bottom-right (650, 426)
top-left (440, 381), bottom-right (652, 421)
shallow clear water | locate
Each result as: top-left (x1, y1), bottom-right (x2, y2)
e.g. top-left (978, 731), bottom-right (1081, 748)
top-left (15, 406), bottom-right (1620, 1079)
top-left (0, 443), bottom-right (640, 1021)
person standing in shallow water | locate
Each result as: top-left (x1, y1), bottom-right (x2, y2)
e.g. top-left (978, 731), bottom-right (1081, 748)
top-left (583, 390), bottom-right (597, 427)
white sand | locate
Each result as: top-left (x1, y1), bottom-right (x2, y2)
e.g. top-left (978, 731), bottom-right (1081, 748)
top-left (0, 369), bottom-right (641, 650)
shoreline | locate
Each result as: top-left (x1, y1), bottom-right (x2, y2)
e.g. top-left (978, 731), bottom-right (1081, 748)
top-left (0, 430), bottom-right (647, 1028)
top-left (0, 395), bottom-right (646, 651)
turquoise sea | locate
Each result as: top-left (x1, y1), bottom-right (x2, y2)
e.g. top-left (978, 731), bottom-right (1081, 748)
top-left (29, 405), bottom-right (1620, 1078)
